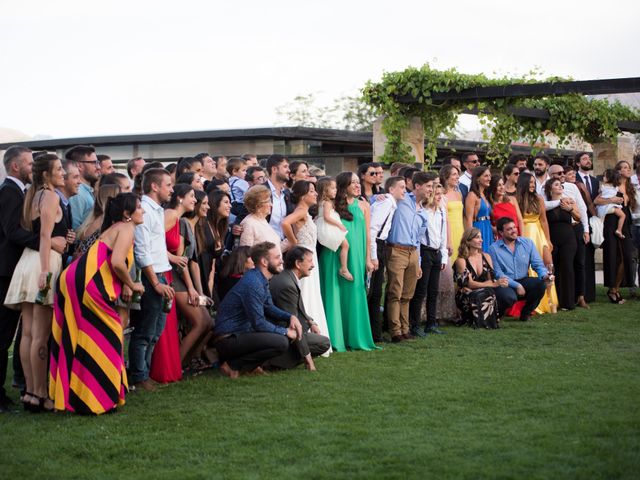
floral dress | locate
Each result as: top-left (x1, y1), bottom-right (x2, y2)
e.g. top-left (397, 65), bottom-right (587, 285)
top-left (454, 254), bottom-right (498, 329)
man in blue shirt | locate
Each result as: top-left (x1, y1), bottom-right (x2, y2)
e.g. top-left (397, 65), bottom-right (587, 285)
top-left (214, 242), bottom-right (301, 378)
top-left (66, 145), bottom-right (100, 230)
top-left (384, 171), bottom-right (434, 342)
top-left (489, 217), bottom-right (555, 322)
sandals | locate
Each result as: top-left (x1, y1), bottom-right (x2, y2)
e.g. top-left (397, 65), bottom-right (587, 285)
top-left (607, 290), bottom-right (626, 304)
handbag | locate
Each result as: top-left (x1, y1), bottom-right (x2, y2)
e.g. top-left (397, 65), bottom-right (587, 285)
top-left (589, 216), bottom-right (604, 247)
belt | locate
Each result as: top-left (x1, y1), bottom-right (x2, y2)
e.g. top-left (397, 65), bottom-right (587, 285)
top-left (387, 243), bottom-right (415, 252)
top-left (476, 216), bottom-right (491, 222)
top-left (421, 245), bottom-right (439, 252)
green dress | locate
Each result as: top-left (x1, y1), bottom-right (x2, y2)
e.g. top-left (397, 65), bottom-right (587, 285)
top-left (319, 200), bottom-right (377, 352)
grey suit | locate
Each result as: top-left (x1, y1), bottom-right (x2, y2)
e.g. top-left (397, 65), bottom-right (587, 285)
top-left (269, 269), bottom-right (330, 369)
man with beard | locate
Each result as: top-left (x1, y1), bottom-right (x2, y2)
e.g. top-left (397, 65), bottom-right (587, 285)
top-left (508, 153), bottom-right (529, 173)
top-left (66, 145), bottom-right (100, 229)
top-left (574, 152), bottom-right (600, 303)
top-left (213, 242), bottom-right (302, 378)
top-left (98, 154), bottom-right (115, 175)
top-left (265, 154), bottom-right (294, 239)
top-left (269, 246), bottom-right (331, 371)
top-left (533, 154), bottom-right (551, 196)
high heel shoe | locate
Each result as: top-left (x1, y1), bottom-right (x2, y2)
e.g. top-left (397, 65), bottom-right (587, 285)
top-left (22, 392), bottom-right (37, 412)
top-left (36, 395), bottom-right (54, 413)
top-left (607, 290), bottom-right (625, 304)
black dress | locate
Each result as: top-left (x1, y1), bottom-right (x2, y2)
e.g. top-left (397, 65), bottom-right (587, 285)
top-left (602, 194), bottom-right (635, 288)
top-left (454, 254), bottom-right (498, 329)
top-left (547, 206), bottom-right (577, 309)
top-left (197, 224), bottom-right (223, 299)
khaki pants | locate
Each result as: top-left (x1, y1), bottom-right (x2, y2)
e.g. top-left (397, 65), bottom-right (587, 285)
top-left (385, 245), bottom-right (420, 336)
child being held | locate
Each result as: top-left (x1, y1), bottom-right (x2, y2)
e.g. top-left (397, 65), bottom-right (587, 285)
top-left (315, 177), bottom-right (353, 281)
top-left (597, 168), bottom-right (626, 239)
top-left (227, 157), bottom-right (249, 222)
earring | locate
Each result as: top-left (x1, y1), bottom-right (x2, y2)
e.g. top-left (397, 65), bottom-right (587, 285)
top-left (124, 217), bottom-right (132, 222)
top-left (179, 199), bottom-right (183, 204)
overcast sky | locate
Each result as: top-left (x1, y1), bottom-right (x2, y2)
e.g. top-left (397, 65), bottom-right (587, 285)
top-left (1, 0), bottom-right (638, 140)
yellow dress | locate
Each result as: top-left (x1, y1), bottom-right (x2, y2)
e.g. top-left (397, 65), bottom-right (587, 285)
top-left (522, 212), bottom-right (558, 314)
top-left (447, 199), bottom-right (464, 262)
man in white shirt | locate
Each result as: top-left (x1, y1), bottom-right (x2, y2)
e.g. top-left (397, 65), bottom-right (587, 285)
top-left (265, 154), bottom-right (293, 240)
top-left (573, 152), bottom-right (600, 302)
top-left (458, 152), bottom-right (479, 201)
top-left (545, 164), bottom-right (590, 308)
top-left (533, 154), bottom-right (550, 196)
top-left (130, 168), bottom-right (176, 392)
top-left (367, 176), bottom-right (406, 342)
top-left (409, 183), bottom-right (449, 336)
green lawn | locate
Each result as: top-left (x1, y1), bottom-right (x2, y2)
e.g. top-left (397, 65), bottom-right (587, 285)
top-left (1, 290), bottom-right (639, 479)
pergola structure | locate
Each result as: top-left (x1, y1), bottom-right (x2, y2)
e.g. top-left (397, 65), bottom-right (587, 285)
top-left (372, 75), bottom-right (640, 168)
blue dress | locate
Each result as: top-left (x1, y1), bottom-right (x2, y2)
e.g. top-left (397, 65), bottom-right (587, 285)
top-left (473, 197), bottom-right (493, 252)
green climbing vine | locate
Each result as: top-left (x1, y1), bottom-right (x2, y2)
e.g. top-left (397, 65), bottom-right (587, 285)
top-left (362, 64), bottom-right (640, 166)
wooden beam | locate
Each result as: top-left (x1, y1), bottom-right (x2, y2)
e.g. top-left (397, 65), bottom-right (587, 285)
top-left (397, 77), bottom-right (640, 103)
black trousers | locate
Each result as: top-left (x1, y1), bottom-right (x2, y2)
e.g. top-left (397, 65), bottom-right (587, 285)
top-left (0, 276), bottom-right (22, 400)
top-left (215, 332), bottom-right (289, 372)
top-left (494, 277), bottom-right (546, 318)
top-left (573, 224), bottom-right (586, 300)
top-left (409, 248), bottom-right (442, 330)
top-left (367, 240), bottom-right (387, 341)
top-left (269, 333), bottom-right (330, 370)
top-left (584, 240), bottom-right (597, 303)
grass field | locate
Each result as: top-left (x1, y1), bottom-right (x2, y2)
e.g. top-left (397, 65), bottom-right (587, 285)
top-left (1, 290), bottom-right (639, 479)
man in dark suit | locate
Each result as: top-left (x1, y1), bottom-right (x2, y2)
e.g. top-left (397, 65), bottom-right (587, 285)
top-left (574, 152), bottom-right (600, 303)
top-left (269, 246), bottom-right (330, 371)
top-left (0, 146), bottom-right (66, 411)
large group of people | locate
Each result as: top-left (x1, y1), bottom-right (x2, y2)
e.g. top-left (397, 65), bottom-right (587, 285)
top-left (0, 145), bottom-right (639, 415)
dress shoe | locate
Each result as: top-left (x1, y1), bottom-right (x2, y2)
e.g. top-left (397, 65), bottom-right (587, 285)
top-left (391, 335), bottom-right (404, 343)
top-left (519, 314), bottom-right (531, 322)
top-left (410, 328), bottom-right (427, 338)
top-left (133, 380), bottom-right (157, 392)
top-left (425, 327), bottom-right (446, 335)
top-left (402, 333), bottom-right (416, 340)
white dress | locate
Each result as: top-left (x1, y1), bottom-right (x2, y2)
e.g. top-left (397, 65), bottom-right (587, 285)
top-left (596, 184), bottom-right (622, 218)
top-left (315, 204), bottom-right (347, 252)
top-left (296, 215), bottom-right (331, 356)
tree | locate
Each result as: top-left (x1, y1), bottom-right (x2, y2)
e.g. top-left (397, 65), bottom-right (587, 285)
top-left (276, 92), bottom-right (375, 131)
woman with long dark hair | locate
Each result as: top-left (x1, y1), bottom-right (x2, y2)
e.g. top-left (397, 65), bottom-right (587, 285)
top-left (464, 166), bottom-right (493, 252)
top-left (202, 190), bottom-right (231, 299)
top-left (287, 161), bottom-right (309, 188)
top-left (281, 180), bottom-right (330, 352)
top-left (545, 178), bottom-right (580, 310)
top-left (318, 172), bottom-right (376, 351)
top-left (488, 174), bottom-right (524, 236)
top-left (5, 153), bottom-right (66, 412)
top-left (50, 193), bottom-right (144, 414)
top-left (595, 160), bottom-right (637, 303)
top-left (216, 246), bottom-right (253, 301)
top-left (175, 189), bottom-right (214, 370)
top-left (516, 172), bottom-right (557, 314)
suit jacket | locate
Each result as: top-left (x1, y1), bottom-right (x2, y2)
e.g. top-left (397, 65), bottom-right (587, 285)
top-left (269, 269), bottom-right (312, 331)
top-left (575, 173), bottom-right (600, 218)
top-left (0, 178), bottom-right (39, 277)
top-left (265, 186), bottom-right (295, 224)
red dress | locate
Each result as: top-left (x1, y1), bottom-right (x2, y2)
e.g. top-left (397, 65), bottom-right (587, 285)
top-left (491, 201), bottom-right (519, 236)
top-left (491, 201), bottom-right (525, 317)
top-left (150, 219), bottom-right (183, 384)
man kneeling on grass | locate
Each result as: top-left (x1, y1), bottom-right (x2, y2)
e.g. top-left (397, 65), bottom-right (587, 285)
top-left (213, 242), bottom-right (303, 378)
top-left (488, 217), bottom-right (555, 322)
top-left (269, 246), bottom-right (331, 371)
